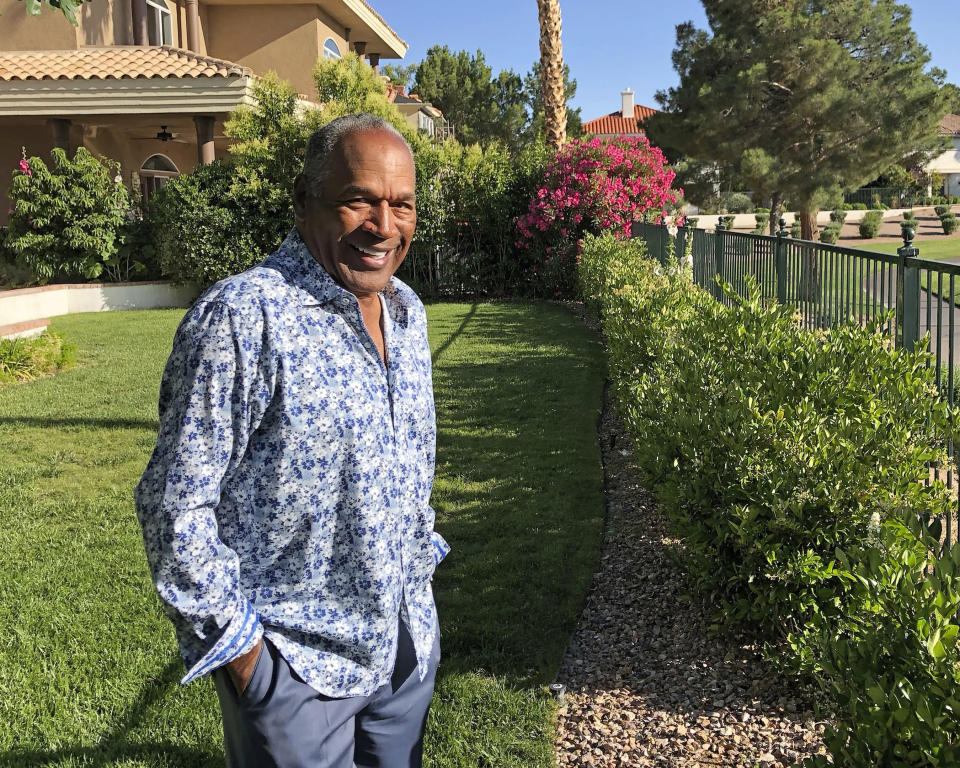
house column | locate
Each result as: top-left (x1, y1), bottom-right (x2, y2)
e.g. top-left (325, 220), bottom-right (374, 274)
top-left (367, 53), bottom-right (380, 73)
top-left (131, 0), bottom-right (148, 45)
top-left (185, 0), bottom-right (200, 52)
top-left (194, 116), bottom-right (215, 164)
top-left (49, 119), bottom-right (72, 154)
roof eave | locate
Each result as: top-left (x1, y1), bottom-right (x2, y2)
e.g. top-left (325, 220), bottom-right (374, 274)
top-left (0, 74), bottom-right (256, 116)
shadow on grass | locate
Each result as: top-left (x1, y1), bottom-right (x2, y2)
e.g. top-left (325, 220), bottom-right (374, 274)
top-left (0, 416), bottom-right (159, 431)
top-left (427, 303), bottom-right (606, 688)
top-left (0, 657), bottom-right (224, 768)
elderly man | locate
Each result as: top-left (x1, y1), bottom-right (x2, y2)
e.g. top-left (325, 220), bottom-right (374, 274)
top-left (135, 113), bottom-right (448, 768)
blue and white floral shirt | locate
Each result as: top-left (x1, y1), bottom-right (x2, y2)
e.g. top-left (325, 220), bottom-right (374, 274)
top-left (134, 229), bottom-right (449, 697)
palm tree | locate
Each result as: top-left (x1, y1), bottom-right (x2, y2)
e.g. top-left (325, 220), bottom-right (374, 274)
top-left (536, 0), bottom-right (566, 153)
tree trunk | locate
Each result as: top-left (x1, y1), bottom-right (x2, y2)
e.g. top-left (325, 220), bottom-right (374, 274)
top-left (799, 206), bottom-right (821, 303)
top-left (536, 0), bottom-right (566, 153)
top-left (768, 191), bottom-right (783, 235)
top-left (800, 208), bottom-right (818, 242)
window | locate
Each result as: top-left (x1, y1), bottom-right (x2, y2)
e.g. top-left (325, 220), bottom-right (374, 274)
top-left (139, 154), bottom-right (179, 204)
top-left (323, 38), bottom-right (342, 60)
top-left (146, 0), bottom-right (173, 46)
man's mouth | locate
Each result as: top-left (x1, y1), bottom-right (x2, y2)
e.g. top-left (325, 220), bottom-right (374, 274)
top-left (347, 242), bottom-right (396, 267)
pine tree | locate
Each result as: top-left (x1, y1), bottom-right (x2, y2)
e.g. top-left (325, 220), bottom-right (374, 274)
top-left (647, 0), bottom-right (945, 245)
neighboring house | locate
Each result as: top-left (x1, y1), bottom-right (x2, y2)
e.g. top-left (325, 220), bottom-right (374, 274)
top-left (582, 88), bottom-right (657, 139)
top-left (928, 114), bottom-right (960, 197)
top-left (385, 82), bottom-right (454, 141)
top-left (0, 0), bottom-right (407, 222)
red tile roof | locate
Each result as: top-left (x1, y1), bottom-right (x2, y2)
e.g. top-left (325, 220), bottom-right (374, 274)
top-left (940, 114), bottom-right (960, 136)
top-left (0, 47), bottom-right (250, 81)
top-left (583, 104), bottom-right (658, 135)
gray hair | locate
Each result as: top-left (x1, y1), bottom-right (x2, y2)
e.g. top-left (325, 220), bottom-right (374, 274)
top-left (301, 113), bottom-right (412, 198)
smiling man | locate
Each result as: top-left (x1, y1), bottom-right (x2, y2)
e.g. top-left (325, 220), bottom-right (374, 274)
top-left (135, 114), bottom-right (448, 768)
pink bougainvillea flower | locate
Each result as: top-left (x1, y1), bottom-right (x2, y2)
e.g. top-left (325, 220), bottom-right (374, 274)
top-left (18, 158), bottom-right (31, 176)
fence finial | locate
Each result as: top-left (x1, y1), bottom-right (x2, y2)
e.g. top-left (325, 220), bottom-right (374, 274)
top-left (901, 225), bottom-right (916, 247)
top-left (777, 217), bottom-right (788, 237)
top-left (715, 217), bottom-right (725, 232)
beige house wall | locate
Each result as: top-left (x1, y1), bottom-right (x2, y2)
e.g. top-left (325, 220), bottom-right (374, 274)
top-left (205, 4), bottom-right (345, 98)
top-left (0, 0), bottom-right (79, 49)
top-left (79, 0), bottom-right (133, 46)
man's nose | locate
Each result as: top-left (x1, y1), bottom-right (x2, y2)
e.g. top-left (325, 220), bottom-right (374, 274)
top-left (364, 201), bottom-right (398, 238)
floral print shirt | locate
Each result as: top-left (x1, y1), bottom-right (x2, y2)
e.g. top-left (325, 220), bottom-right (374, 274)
top-left (134, 229), bottom-right (449, 697)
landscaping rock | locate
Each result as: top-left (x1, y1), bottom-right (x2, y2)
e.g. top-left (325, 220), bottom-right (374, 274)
top-left (553, 381), bottom-right (827, 767)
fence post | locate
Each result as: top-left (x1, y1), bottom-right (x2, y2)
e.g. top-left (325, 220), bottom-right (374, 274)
top-left (898, 225), bottom-right (920, 350)
top-left (677, 224), bottom-right (687, 263)
top-left (775, 217), bottom-right (788, 305)
top-left (659, 222), bottom-right (668, 266)
top-left (713, 218), bottom-right (725, 301)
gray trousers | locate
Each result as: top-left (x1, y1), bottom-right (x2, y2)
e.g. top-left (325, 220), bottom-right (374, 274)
top-left (214, 620), bottom-right (439, 768)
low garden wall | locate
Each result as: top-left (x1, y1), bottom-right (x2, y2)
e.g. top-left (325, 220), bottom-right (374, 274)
top-left (692, 207), bottom-right (911, 229)
top-left (0, 281), bottom-right (198, 339)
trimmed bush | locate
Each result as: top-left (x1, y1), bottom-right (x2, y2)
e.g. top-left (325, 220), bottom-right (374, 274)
top-left (754, 210), bottom-right (770, 234)
top-left (579, 231), bottom-right (960, 766)
top-left (819, 223), bottom-right (841, 244)
top-left (790, 220), bottom-right (802, 238)
top-left (830, 208), bottom-right (848, 225)
top-left (850, 202), bottom-right (868, 210)
top-left (722, 191), bottom-right (754, 213)
top-left (934, 204), bottom-right (951, 218)
top-left (859, 210), bottom-right (882, 238)
top-left (6, 148), bottom-right (131, 282)
top-left (942, 213), bottom-right (958, 235)
top-left (720, 214), bottom-right (736, 229)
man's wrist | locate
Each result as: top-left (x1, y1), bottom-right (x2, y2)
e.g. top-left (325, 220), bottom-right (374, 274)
top-left (225, 638), bottom-right (263, 696)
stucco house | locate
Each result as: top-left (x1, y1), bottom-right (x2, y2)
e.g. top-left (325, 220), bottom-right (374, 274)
top-left (928, 114), bottom-right (960, 198)
top-left (385, 82), bottom-right (454, 141)
top-left (582, 88), bottom-right (657, 139)
top-left (0, 0), bottom-right (407, 222)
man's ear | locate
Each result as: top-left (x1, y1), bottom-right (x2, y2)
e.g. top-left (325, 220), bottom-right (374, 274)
top-left (292, 174), bottom-right (309, 223)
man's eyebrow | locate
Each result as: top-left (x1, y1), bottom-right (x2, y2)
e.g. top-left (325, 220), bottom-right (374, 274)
top-left (339, 185), bottom-right (416, 202)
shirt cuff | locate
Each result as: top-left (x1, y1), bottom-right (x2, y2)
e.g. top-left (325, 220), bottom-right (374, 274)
top-left (180, 597), bottom-right (264, 684)
top-left (431, 530), bottom-right (450, 565)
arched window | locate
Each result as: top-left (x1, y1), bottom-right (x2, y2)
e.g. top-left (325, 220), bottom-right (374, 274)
top-left (323, 38), bottom-right (342, 59)
top-left (139, 154), bottom-right (179, 203)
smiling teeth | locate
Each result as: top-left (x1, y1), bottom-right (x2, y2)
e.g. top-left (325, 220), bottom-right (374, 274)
top-left (353, 244), bottom-right (390, 257)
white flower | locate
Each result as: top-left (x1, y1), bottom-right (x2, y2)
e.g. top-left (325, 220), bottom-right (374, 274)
top-left (114, 174), bottom-right (123, 184)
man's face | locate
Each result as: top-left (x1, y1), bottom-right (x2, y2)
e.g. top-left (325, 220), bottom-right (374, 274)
top-left (294, 129), bottom-right (416, 299)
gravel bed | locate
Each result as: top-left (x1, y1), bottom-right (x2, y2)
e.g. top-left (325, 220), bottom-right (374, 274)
top-left (554, 385), bottom-right (830, 767)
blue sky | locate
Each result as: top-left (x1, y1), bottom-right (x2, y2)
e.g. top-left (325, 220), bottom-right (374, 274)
top-left (370, 1), bottom-right (960, 122)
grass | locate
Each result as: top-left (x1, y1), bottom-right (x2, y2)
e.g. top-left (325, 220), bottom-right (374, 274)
top-left (0, 302), bottom-right (606, 767)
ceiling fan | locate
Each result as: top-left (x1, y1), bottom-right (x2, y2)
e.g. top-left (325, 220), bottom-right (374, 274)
top-left (130, 126), bottom-right (191, 144)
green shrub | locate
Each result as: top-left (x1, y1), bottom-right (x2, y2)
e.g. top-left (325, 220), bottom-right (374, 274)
top-left (903, 210), bottom-right (916, 221)
top-left (6, 148), bottom-right (130, 283)
top-left (686, 216), bottom-right (699, 229)
top-left (720, 214), bottom-right (736, 229)
top-left (934, 204), bottom-right (950, 218)
top-left (754, 211), bottom-right (770, 234)
top-left (859, 210), bottom-right (882, 238)
top-left (941, 213), bottom-right (958, 235)
top-left (802, 516), bottom-right (960, 767)
top-left (850, 202), bottom-right (868, 210)
top-left (819, 223), bottom-right (841, 244)
top-left (790, 220), bottom-right (802, 238)
top-left (0, 331), bottom-right (76, 384)
top-left (578, 231), bottom-right (955, 639)
top-left (722, 191), bottom-right (754, 213)
top-left (830, 208), bottom-right (848, 225)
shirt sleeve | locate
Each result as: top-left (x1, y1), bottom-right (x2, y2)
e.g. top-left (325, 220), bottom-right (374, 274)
top-left (134, 299), bottom-right (273, 684)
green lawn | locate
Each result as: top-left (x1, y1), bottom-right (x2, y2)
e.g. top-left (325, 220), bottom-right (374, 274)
top-left (0, 303), bottom-right (606, 767)
top-left (855, 238), bottom-right (960, 261)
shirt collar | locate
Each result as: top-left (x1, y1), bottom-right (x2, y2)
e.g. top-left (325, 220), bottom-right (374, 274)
top-left (273, 228), bottom-right (409, 327)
